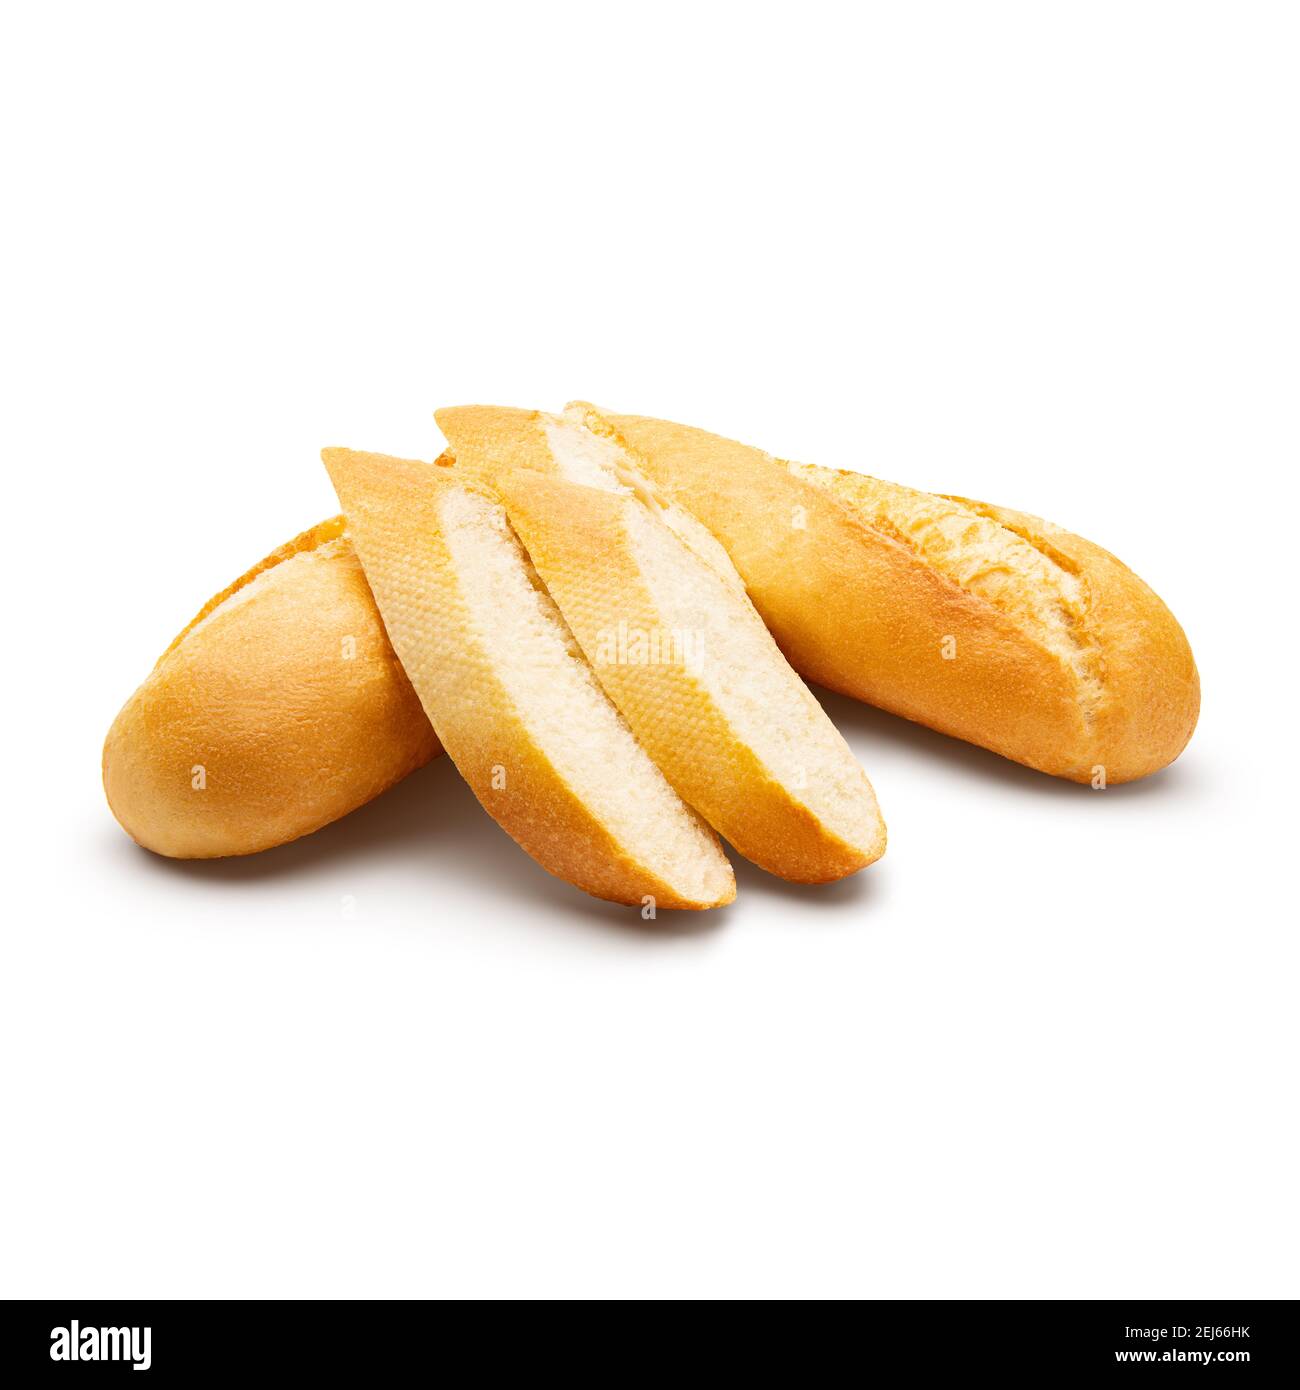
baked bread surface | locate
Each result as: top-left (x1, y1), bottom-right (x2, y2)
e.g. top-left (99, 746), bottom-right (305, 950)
top-left (103, 517), bottom-right (440, 858)
top-left (590, 408), bottom-right (1199, 783)
top-left (322, 449), bottom-right (735, 909)
top-left (501, 470), bottom-right (886, 880)
top-left (438, 405), bottom-right (886, 879)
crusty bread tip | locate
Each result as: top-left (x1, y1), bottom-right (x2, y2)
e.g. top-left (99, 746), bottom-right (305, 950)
top-left (102, 516), bottom-right (440, 858)
top-left (580, 405), bottom-right (1199, 784)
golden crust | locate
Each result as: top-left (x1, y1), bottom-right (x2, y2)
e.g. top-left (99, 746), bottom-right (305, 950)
top-left (437, 404), bottom-right (887, 879)
top-left (105, 398), bottom-right (1200, 870)
top-left (596, 410), bottom-right (1199, 783)
top-left (321, 449), bottom-right (735, 909)
top-left (103, 518), bottom-right (441, 858)
top-left (946, 496), bottom-right (1200, 782)
top-left (434, 405), bottom-right (555, 476)
top-left (496, 469), bottom-right (886, 881)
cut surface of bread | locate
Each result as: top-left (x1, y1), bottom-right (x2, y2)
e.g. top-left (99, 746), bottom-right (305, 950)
top-left (580, 406), bottom-right (1199, 784)
top-left (435, 407), bottom-right (885, 880)
top-left (321, 448), bottom-right (735, 909)
top-left (438, 405), bottom-right (744, 595)
top-left (103, 517), bottom-right (440, 858)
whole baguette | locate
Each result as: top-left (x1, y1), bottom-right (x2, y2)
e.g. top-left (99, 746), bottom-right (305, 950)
top-left (103, 517), bottom-right (440, 858)
top-left (577, 405), bottom-right (1200, 784)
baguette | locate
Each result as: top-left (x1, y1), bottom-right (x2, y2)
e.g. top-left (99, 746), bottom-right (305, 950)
top-left (436, 408), bottom-right (886, 881)
top-left (562, 404), bottom-right (1199, 784)
top-left (104, 402), bottom-right (1199, 863)
top-left (103, 517), bottom-right (440, 858)
top-left (321, 448), bottom-right (736, 909)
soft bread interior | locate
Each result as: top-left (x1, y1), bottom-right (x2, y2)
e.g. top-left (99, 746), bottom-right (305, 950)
top-left (579, 404), bottom-right (1106, 717)
top-left (544, 409), bottom-right (745, 595)
top-left (619, 501), bottom-right (882, 857)
top-left (518, 414), bottom-right (882, 863)
top-left (434, 485), bottom-right (730, 904)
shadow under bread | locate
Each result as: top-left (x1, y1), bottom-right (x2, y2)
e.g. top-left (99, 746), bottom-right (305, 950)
top-left (119, 757), bottom-right (730, 938)
top-left (812, 685), bottom-right (1200, 802)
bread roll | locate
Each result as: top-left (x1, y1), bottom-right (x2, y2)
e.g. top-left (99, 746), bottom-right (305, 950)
top-left (437, 407), bottom-right (886, 880)
top-left (321, 449), bottom-right (736, 909)
top-left (103, 517), bottom-right (440, 858)
top-left (571, 404), bottom-right (1200, 784)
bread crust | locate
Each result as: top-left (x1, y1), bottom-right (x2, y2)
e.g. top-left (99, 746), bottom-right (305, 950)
top-left (437, 404), bottom-right (887, 878)
top-left (321, 449), bottom-right (735, 909)
top-left (103, 518), bottom-right (441, 858)
top-left (497, 469), bottom-right (886, 881)
top-left (945, 496), bottom-right (1200, 782)
top-left (594, 410), bottom-right (1199, 783)
top-left (106, 397), bottom-right (1200, 867)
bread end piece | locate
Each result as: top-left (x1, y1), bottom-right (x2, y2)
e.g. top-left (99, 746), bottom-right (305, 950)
top-left (598, 409), bottom-right (1199, 785)
top-left (946, 497), bottom-right (1201, 784)
top-left (103, 517), bottom-right (441, 858)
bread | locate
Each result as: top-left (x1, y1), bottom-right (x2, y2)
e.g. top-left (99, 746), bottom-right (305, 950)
top-left (566, 404), bottom-right (1200, 784)
top-left (102, 516), bottom-right (441, 858)
top-left (104, 399), bottom-right (1200, 867)
top-left (321, 448), bottom-right (736, 909)
top-left (436, 408), bottom-right (886, 880)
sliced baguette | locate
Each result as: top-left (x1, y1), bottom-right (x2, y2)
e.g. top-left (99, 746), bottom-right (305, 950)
top-left (502, 470), bottom-right (886, 880)
top-left (570, 405), bottom-right (1199, 785)
top-left (103, 516), bottom-right (441, 858)
top-left (437, 407), bottom-right (885, 880)
top-left (321, 448), bottom-right (735, 909)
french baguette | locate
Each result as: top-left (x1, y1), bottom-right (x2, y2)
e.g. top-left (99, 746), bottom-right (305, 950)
top-left (105, 401), bottom-right (1199, 863)
top-left (566, 404), bottom-right (1200, 785)
top-left (102, 517), bottom-right (440, 858)
top-left (321, 448), bottom-right (736, 909)
top-left (436, 408), bottom-right (886, 881)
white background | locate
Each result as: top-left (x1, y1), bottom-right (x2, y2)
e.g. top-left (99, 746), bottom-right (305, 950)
top-left (2, 2), bottom-right (1296, 1298)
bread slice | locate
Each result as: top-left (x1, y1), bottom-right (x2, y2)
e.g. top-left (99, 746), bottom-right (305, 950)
top-left (321, 448), bottom-right (735, 909)
top-left (574, 405), bottom-right (1200, 784)
top-left (103, 517), bottom-right (440, 858)
top-left (435, 408), bottom-right (885, 881)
